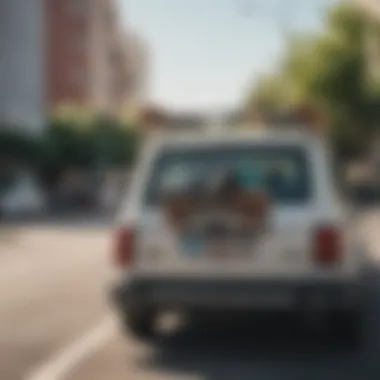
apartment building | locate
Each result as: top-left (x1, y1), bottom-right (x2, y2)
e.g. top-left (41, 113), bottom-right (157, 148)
top-left (46, 0), bottom-right (142, 114)
top-left (0, 0), bottom-right (148, 133)
top-left (123, 31), bottom-right (150, 106)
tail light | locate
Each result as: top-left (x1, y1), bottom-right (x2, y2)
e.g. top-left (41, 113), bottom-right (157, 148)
top-left (313, 225), bottom-right (342, 265)
top-left (113, 226), bottom-right (135, 267)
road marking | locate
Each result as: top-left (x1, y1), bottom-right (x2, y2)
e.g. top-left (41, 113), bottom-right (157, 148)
top-left (26, 317), bottom-right (115, 380)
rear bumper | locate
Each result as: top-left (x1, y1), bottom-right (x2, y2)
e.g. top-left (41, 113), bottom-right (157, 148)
top-left (110, 275), bottom-right (366, 314)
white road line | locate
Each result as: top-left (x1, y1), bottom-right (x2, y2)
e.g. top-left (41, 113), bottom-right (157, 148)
top-left (26, 317), bottom-right (115, 380)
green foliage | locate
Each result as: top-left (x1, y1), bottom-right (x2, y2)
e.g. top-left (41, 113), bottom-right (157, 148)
top-left (246, 74), bottom-right (295, 111)
top-left (246, 1), bottom-right (380, 158)
top-left (89, 115), bottom-right (140, 167)
top-left (40, 114), bottom-right (140, 186)
top-left (0, 127), bottom-right (44, 193)
top-left (0, 113), bottom-right (141, 188)
top-left (0, 127), bottom-right (42, 164)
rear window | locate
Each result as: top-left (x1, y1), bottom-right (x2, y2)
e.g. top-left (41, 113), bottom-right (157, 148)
top-left (143, 144), bottom-right (312, 206)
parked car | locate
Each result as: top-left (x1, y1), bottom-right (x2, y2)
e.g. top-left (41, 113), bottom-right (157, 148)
top-left (110, 130), bottom-right (368, 344)
top-left (0, 174), bottom-right (46, 217)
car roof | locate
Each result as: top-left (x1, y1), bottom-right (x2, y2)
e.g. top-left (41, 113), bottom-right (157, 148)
top-left (144, 128), bottom-right (325, 152)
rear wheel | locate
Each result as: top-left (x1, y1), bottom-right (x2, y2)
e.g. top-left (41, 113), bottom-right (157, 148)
top-left (328, 310), bottom-right (365, 348)
top-left (123, 308), bottom-right (157, 341)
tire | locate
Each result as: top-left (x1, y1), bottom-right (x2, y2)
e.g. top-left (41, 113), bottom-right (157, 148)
top-left (329, 310), bottom-right (365, 348)
top-left (123, 308), bottom-right (156, 341)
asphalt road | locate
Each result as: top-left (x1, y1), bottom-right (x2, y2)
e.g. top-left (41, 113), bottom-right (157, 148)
top-left (1, 211), bottom-right (380, 380)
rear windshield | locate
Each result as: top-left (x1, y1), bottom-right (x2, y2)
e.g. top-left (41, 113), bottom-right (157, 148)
top-left (143, 144), bottom-right (312, 206)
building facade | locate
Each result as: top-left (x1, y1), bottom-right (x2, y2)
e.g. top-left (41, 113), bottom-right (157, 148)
top-left (47, 0), bottom-right (115, 113)
top-left (123, 32), bottom-right (150, 107)
top-left (0, 0), bottom-right (45, 133)
top-left (46, 0), bottom-right (90, 110)
top-left (46, 0), bottom-right (147, 115)
top-left (0, 0), bottom-right (148, 133)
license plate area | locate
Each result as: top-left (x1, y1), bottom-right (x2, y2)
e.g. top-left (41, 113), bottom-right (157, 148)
top-left (180, 231), bottom-right (258, 260)
top-left (177, 210), bottom-right (268, 260)
top-left (204, 236), bottom-right (254, 260)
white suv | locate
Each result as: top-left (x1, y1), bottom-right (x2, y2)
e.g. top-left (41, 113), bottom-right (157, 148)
top-left (110, 130), bottom-right (367, 343)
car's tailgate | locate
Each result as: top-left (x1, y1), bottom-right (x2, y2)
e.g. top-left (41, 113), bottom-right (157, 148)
top-left (132, 207), bottom-right (357, 278)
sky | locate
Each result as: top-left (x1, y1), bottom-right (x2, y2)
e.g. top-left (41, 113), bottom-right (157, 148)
top-left (119, 0), bottom-right (337, 112)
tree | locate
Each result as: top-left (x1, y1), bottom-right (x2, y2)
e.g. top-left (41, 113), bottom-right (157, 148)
top-left (0, 127), bottom-right (42, 193)
top-left (246, 74), bottom-right (294, 112)
top-left (0, 105), bottom-right (142, 191)
top-left (0, 128), bottom-right (42, 165)
top-left (38, 118), bottom-right (93, 188)
top-left (38, 111), bottom-right (141, 189)
top-left (246, 1), bottom-right (380, 158)
top-left (89, 115), bottom-right (140, 168)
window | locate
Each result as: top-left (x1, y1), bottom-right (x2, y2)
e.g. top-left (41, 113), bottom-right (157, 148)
top-left (144, 144), bottom-right (312, 206)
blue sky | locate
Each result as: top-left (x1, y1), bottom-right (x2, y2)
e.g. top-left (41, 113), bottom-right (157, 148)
top-left (119, 0), bottom-right (336, 111)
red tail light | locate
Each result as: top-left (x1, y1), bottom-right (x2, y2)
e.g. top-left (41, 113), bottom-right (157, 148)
top-left (314, 226), bottom-right (342, 265)
top-left (113, 227), bottom-right (135, 267)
